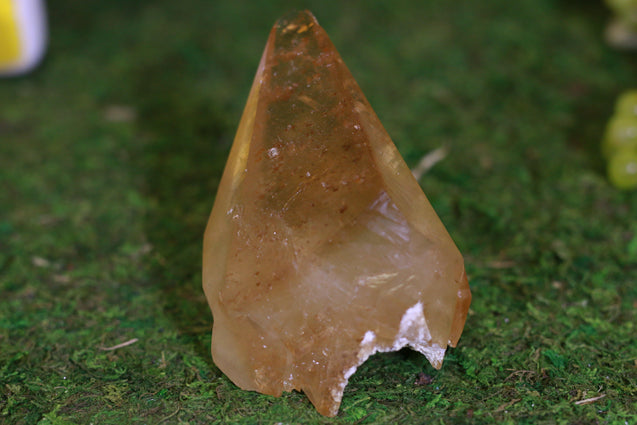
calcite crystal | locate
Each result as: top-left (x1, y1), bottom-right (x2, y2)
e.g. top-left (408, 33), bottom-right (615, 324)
top-left (203, 10), bottom-right (471, 417)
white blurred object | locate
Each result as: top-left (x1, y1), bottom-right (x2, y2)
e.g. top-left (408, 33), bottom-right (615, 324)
top-left (605, 0), bottom-right (637, 49)
top-left (0, 0), bottom-right (48, 76)
top-left (411, 145), bottom-right (449, 181)
top-left (606, 18), bottom-right (637, 49)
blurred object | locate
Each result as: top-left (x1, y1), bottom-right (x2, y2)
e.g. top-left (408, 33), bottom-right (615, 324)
top-left (603, 90), bottom-right (637, 190)
top-left (411, 145), bottom-right (449, 181)
top-left (615, 90), bottom-right (637, 117)
top-left (608, 151), bottom-right (637, 189)
top-left (0, 0), bottom-right (47, 76)
top-left (605, 0), bottom-right (637, 48)
top-left (602, 115), bottom-right (637, 157)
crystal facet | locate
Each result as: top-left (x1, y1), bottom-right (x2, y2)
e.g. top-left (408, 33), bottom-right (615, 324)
top-left (203, 10), bottom-right (471, 417)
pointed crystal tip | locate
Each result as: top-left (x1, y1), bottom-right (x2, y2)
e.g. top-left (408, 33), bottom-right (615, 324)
top-left (275, 9), bottom-right (317, 28)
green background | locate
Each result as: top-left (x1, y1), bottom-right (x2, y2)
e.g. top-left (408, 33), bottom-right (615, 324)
top-left (1, 0), bottom-right (636, 423)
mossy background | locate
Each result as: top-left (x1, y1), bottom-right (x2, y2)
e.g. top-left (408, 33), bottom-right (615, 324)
top-left (1, 0), bottom-right (636, 423)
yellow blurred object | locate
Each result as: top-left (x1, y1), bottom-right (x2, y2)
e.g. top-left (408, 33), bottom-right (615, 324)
top-left (0, 0), bottom-right (21, 65)
top-left (0, 0), bottom-right (47, 76)
top-left (603, 90), bottom-right (637, 190)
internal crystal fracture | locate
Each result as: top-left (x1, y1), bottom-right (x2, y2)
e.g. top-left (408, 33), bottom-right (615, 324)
top-left (202, 10), bottom-right (471, 417)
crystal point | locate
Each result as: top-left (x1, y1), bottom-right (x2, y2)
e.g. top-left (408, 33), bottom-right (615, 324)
top-left (203, 10), bottom-right (471, 417)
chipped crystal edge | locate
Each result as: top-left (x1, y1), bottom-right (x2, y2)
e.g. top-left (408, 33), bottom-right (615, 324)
top-left (327, 302), bottom-right (446, 416)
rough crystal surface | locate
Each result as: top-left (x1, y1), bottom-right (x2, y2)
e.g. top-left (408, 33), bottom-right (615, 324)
top-left (203, 10), bottom-right (471, 417)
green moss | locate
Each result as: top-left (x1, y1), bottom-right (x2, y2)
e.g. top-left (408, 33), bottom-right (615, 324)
top-left (1, 0), bottom-right (636, 423)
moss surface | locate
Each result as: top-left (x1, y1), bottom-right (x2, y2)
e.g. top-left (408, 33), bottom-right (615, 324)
top-left (1, 0), bottom-right (636, 423)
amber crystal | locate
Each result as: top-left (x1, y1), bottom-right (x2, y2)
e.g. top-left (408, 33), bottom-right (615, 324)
top-left (203, 10), bottom-right (471, 417)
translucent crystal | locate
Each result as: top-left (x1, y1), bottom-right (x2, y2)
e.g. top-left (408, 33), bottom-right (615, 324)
top-left (203, 10), bottom-right (471, 417)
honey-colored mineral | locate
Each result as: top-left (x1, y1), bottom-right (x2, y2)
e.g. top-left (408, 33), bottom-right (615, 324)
top-left (203, 10), bottom-right (471, 417)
